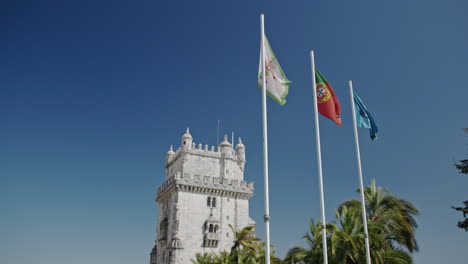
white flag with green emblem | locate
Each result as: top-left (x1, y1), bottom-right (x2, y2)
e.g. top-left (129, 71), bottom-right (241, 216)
top-left (258, 35), bottom-right (291, 105)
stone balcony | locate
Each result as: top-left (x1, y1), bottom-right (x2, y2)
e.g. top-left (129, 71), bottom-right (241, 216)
top-left (205, 232), bottom-right (221, 240)
top-left (204, 232), bottom-right (221, 248)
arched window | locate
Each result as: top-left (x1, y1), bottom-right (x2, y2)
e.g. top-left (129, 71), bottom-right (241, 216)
top-left (209, 224), bottom-right (214, 233)
top-left (207, 197), bottom-right (211, 207)
top-left (214, 225), bottom-right (219, 233)
top-left (212, 197), bottom-right (216, 208)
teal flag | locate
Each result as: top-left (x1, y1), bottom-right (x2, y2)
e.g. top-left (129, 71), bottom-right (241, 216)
top-left (353, 92), bottom-right (378, 140)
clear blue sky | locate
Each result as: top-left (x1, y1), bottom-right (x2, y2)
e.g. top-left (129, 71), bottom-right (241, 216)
top-left (2, 0), bottom-right (467, 263)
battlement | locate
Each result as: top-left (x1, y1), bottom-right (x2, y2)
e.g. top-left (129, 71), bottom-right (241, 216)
top-left (166, 129), bottom-right (245, 167)
top-left (156, 172), bottom-right (254, 202)
top-left (166, 143), bottom-right (231, 165)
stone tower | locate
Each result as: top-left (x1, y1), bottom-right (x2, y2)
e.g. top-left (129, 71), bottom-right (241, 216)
top-left (150, 128), bottom-right (255, 264)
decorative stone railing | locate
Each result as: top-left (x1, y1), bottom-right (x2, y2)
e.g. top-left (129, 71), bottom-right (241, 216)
top-left (204, 233), bottom-right (221, 241)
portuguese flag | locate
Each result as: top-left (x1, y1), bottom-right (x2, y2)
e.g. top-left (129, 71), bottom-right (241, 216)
top-left (315, 69), bottom-right (342, 126)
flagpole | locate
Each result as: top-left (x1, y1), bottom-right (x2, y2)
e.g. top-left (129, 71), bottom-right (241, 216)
top-left (260, 13), bottom-right (271, 264)
top-left (310, 50), bottom-right (328, 264)
top-left (349, 80), bottom-right (372, 264)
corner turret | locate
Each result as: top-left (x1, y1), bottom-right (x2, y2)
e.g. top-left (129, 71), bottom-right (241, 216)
top-left (218, 135), bottom-right (233, 158)
top-left (165, 145), bottom-right (175, 164)
top-left (181, 128), bottom-right (193, 151)
top-left (235, 137), bottom-right (246, 163)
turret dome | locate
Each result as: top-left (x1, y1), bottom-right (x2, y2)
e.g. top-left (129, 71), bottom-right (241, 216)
top-left (182, 128), bottom-right (193, 140)
top-left (235, 137), bottom-right (245, 149)
top-left (167, 145), bottom-right (175, 155)
top-left (218, 135), bottom-right (233, 157)
top-left (218, 135), bottom-right (232, 147)
top-left (181, 128), bottom-right (193, 151)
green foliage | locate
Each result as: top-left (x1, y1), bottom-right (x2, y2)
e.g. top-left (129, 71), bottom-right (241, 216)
top-left (452, 128), bottom-right (468, 231)
top-left (455, 159), bottom-right (468, 174)
top-left (192, 252), bottom-right (219, 264)
top-left (452, 158), bottom-right (467, 231)
top-left (193, 181), bottom-right (419, 264)
top-left (285, 180), bottom-right (418, 264)
top-left (342, 180), bottom-right (420, 253)
top-left (191, 225), bottom-right (280, 264)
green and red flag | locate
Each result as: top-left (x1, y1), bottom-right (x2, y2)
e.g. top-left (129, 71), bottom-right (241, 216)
top-left (315, 69), bottom-right (342, 126)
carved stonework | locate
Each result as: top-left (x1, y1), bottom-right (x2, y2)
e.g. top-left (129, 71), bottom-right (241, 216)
top-left (151, 129), bottom-right (255, 264)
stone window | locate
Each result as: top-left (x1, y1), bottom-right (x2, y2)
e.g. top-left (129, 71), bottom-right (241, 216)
top-left (207, 196), bottom-right (216, 207)
top-left (214, 225), bottom-right (219, 233)
top-left (209, 224), bottom-right (214, 233)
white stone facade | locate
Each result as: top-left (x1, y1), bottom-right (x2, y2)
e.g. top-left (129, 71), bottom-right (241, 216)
top-left (150, 129), bottom-right (255, 264)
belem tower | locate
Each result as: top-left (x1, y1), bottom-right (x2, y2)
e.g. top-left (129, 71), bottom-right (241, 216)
top-left (150, 128), bottom-right (255, 264)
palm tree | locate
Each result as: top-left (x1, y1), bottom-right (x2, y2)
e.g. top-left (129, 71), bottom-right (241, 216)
top-left (192, 225), bottom-right (276, 264)
top-left (283, 219), bottom-right (325, 264)
top-left (191, 252), bottom-right (218, 264)
top-left (213, 251), bottom-right (231, 264)
top-left (229, 224), bottom-right (262, 264)
top-left (339, 179), bottom-right (419, 253)
top-left (330, 205), bottom-right (413, 264)
top-left (328, 205), bottom-right (365, 263)
top-left (285, 181), bottom-right (418, 264)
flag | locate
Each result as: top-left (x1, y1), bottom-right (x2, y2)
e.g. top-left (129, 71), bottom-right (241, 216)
top-left (258, 35), bottom-right (290, 105)
top-left (315, 69), bottom-right (342, 126)
top-left (353, 92), bottom-right (378, 140)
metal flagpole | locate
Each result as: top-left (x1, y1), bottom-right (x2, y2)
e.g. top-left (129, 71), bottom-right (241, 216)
top-left (310, 50), bottom-right (328, 264)
top-left (260, 13), bottom-right (271, 264)
top-left (349, 80), bottom-right (372, 264)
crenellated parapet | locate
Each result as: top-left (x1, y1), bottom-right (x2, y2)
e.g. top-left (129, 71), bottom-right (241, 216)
top-left (156, 173), bottom-right (254, 203)
top-left (165, 130), bottom-right (245, 167)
